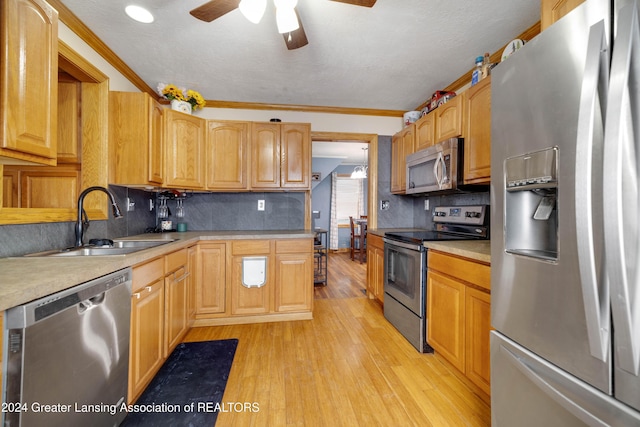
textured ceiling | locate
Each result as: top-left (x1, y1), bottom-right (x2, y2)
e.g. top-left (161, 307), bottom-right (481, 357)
top-left (57, 0), bottom-right (540, 112)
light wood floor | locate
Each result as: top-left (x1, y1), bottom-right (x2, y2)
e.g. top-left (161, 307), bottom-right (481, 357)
top-left (184, 252), bottom-right (490, 427)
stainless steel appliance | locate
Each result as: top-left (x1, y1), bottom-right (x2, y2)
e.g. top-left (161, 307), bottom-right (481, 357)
top-left (406, 138), bottom-right (463, 194)
top-left (383, 205), bottom-right (489, 353)
top-left (3, 268), bottom-right (132, 427)
top-left (491, 0), bottom-right (640, 424)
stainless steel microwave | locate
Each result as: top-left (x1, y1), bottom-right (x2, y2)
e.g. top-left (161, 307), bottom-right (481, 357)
top-left (406, 138), bottom-right (463, 195)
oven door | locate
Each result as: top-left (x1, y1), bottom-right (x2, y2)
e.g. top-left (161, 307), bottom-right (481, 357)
top-left (383, 238), bottom-right (425, 315)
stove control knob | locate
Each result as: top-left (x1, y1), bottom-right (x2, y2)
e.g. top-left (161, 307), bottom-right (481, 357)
top-left (465, 211), bottom-right (481, 218)
top-left (434, 211), bottom-right (446, 217)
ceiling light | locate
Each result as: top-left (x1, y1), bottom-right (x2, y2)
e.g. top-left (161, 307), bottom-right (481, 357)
top-left (274, 0), bottom-right (299, 34)
top-left (351, 147), bottom-right (368, 179)
top-left (276, 7), bottom-right (299, 33)
top-left (239, 0), bottom-right (267, 24)
top-left (125, 5), bottom-right (154, 23)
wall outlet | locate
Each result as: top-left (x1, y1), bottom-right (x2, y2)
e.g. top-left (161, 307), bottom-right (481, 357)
top-left (424, 199), bottom-right (430, 210)
top-left (126, 197), bottom-right (135, 212)
top-left (258, 200), bottom-right (265, 211)
top-left (380, 200), bottom-right (390, 210)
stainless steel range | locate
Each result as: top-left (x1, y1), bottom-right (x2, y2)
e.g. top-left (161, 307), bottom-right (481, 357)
top-left (383, 205), bottom-right (489, 353)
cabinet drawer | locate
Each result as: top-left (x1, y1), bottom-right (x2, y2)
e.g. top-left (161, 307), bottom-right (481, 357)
top-left (368, 233), bottom-right (384, 250)
top-left (232, 240), bottom-right (271, 255)
top-left (165, 249), bottom-right (188, 273)
top-left (428, 250), bottom-right (490, 291)
top-left (275, 239), bottom-right (311, 254)
top-left (132, 257), bottom-right (164, 292)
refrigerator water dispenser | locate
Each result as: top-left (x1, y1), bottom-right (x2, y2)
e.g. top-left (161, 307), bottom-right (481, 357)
top-left (504, 148), bottom-right (558, 261)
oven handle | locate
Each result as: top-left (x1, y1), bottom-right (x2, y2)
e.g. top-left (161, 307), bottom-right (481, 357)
top-left (383, 238), bottom-right (426, 252)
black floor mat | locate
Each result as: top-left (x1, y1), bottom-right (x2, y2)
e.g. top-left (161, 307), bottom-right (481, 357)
top-left (120, 339), bottom-right (238, 427)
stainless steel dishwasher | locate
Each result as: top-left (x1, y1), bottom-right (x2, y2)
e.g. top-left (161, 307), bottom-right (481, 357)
top-left (3, 268), bottom-right (132, 427)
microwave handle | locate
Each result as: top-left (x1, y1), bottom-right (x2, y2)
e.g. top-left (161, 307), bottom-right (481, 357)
top-left (433, 152), bottom-right (444, 189)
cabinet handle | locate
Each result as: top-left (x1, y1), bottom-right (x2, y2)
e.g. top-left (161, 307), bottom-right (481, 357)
top-left (173, 272), bottom-right (190, 283)
top-left (133, 292), bottom-right (141, 299)
top-left (145, 286), bottom-right (152, 292)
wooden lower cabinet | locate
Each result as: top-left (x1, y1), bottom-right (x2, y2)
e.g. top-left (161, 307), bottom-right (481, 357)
top-left (1, 311), bottom-right (4, 403)
top-left (427, 250), bottom-right (491, 397)
top-left (231, 240), bottom-right (272, 315)
top-left (129, 248), bottom-right (190, 403)
top-left (164, 249), bottom-right (189, 357)
top-left (427, 270), bottom-right (466, 372)
top-left (129, 258), bottom-right (165, 404)
top-left (274, 239), bottom-right (313, 313)
top-left (366, 233), bottom-right (384, 304)
top-left (196, 242), bottom-right (227, 316)
top-left (465, 286), bottom-right (492, 395)
top-left (187, 245), bottom-right (197, 324)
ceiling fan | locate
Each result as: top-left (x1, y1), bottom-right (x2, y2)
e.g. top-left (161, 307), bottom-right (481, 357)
top-left (189, 0), bottom-right (377, 50)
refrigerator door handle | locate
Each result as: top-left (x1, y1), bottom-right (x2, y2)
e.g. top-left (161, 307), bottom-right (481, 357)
top-left (575, 20), bottom-right (610, 362)
top-left (603, 1), bottom-right (640, 376)
top-left (501, 345), bottom-right (609, 427)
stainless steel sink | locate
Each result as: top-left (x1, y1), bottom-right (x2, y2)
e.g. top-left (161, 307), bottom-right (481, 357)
top-left (26, 239), bottom-right (175, 257)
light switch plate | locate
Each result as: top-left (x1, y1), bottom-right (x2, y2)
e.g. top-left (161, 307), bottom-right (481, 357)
top-left (258, 200), bottom-right (265, 211)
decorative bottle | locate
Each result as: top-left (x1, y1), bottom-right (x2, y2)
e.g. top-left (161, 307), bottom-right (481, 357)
top-left (471, 56), bottom-right (484, 86)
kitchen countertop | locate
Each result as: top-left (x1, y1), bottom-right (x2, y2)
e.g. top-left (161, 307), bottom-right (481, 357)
top-left (424, 240), bottom-right (491, 264)
top-left (0, 230), bottom-right (314, 312)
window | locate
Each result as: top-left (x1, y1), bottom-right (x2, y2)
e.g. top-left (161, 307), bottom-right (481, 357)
top-left (335, 175), bottom-right (364, 225)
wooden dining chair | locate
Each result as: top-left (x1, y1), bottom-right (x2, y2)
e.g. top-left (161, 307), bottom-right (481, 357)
top-left (349, 216), bottom-right (361, 261)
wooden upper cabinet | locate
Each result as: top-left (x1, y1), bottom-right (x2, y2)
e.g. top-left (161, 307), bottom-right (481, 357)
top-left (391, 124), bottom-right (414, 194)
top-left (280, 123), bottom-right (311, 189)
top-left (464, 76), bottom-right (492, 184)
top-left (1, 0), bottom-right (58, 165)
top-left (109, 92), bottom-right (164, 186)
top-left (250, 122), bottom-right (310, 190)
top-left (164, 110), bottom-right (206, 189)
top-left (206, 120), bottom-right (249, 190)
top-left (251, 122), bottom-right (280, 189)
top-left (57, 81), bottom-right (81, 163)
top-left (435, 92), bottom-right (465, 142)
top-left (541, 0), bottom-right (585, 30)
top-left (414, 112), bottom-right (435, 151)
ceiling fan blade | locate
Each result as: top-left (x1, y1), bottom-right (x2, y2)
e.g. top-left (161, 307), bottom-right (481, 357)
top-left (330, 0), bottom-right (376, 7)
top-left (283, 10), bottom-right (308, 50)
top-left (190, 0), bottom-right (240, 22)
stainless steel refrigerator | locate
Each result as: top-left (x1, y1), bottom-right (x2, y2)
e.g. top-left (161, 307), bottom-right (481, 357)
top-left (490, 0), bottom-right (640, 425)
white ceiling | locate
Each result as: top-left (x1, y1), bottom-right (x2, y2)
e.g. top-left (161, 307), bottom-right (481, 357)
top-left (57, 0), bottom-right (540, 112)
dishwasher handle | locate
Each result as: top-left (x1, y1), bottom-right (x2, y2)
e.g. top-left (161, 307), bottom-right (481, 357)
top-left (78, 292), bottom-right (107, 313)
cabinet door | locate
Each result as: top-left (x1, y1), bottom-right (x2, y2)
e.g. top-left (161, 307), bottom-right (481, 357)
top-left (165, 266), bottom-right (189, 356)
top-left (275, 252), bottom-right (312, 312)
top-left (391, 125), bottom-right (413, 194)
top-left (231, 255), bottom-right (271, 315)
top-left (434, 93), bottom-right (465, 142)
top-left (427, 270), bottom-right (465, 372)
top-left (390, 132), bottom-right (403, 193)
top-left (129, 279), bottom-right (164, 403)
top-left (415, 113), bottom-right (435, 151)
top-left (464, 76), bottom-right (491, 184)
top-left (18, 165), bottom-right (80, 208)
top-left (187, 246), bottom-right (197, 324)
top-left (164, 110), bottom-right (206, 189)
top-left (206, 121), bottom-right (249, 190)
top-left (280, 123), bottom-right (311, 189)
top-left (196, 242), bottom-right (227, 315)
top-left (149, 98), bottom-right (164, 184)
top-left (465, 287), bottom-right (492, 395)
top-left (541, 0), bottom-right (585, 30)
top-left (1, 0), bottom-right (58, 163)
top-left (251, 122), bottom-right (280, 189)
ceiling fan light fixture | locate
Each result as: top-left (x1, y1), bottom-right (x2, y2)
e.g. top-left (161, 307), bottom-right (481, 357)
top-left (125, 5), bottom-right (154, 23)
top-left (239, 0), bottom-right (267, 24)
top-left (275, 6), bottom-right (299, 33)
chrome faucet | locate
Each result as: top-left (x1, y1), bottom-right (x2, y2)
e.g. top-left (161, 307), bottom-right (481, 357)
top-left (75, 186), bottom-right (123, 247)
